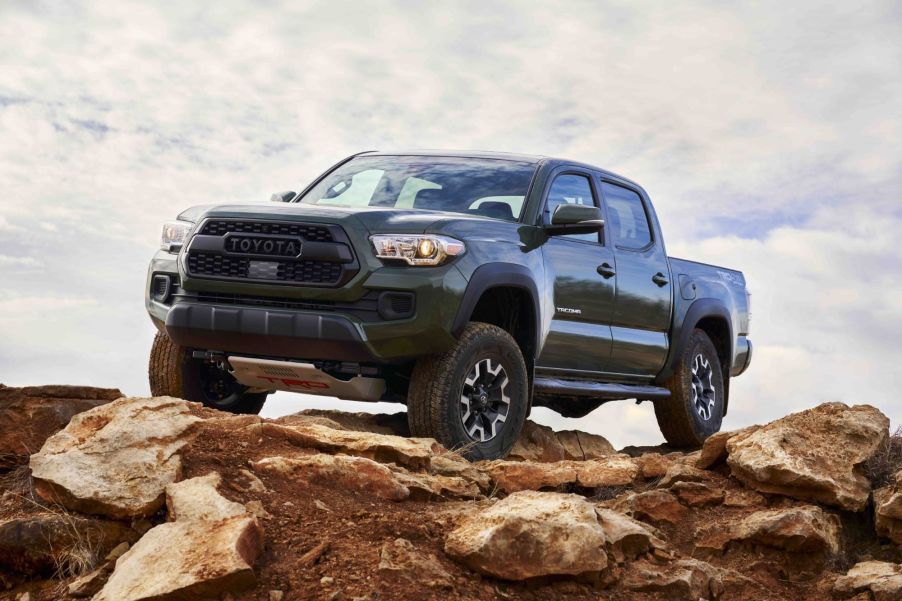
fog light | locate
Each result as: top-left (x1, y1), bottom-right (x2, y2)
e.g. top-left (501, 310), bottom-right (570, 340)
top-left (152, 274), bottom-right (172, 303)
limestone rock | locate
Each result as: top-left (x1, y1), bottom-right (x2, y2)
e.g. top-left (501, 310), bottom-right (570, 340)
top-left (444, 491), bottom-right (608, 579)
top-left (834, 561), bottom-right (902, 601)
top-left (658, 462), bottom-right (712, 488)
top-left (726, 403), bottom-right (889, 511)
top-left (697, 506), bottom-right (840, 554)
top-left (875, 472), bottom-right (902, 544)
top-left (622, 558), bottom-right (724, 601)
top-left (93, 474), bottom-right (263, 601)
top-left (429, 454), bottom-right (492, 490)
top-left (595, 508), bottom-right (665, 563)
top-left (253, 422), bottom-right (437, 469)
top-left (252, 454), bottom-right (410, 501)
top-left (671, 481), bottom-right (725, 507)
top-left (575, 456), bottom-right (639, 488)
top-left (279, 409), bottom-right (410, 436)
top-left (507, 421), bottom-right (615, 462)
top-left (634, 453), bottom-right (676, 479)
top-left (485, 460), bottom-right (577, 493)
top-left (695, 426), bottom-right (759, 469)
top-left (29, 396), bottom-right (201, 518)
top-left (614, 490), bottom-right (688, 525)
top-left (0, 513), bottom-right (137, 578)
top-left (0, 385), bottom-right (121, 468)
top-left (378, 538), bottom-right (453, 588)
top-left (388, 466), bottom-right (481, 500)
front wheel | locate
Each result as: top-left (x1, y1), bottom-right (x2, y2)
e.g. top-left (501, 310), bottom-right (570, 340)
top-left (653, 329), bottom-right (725, 447)
top-left (148, 332), bottom-right (268, 414)
top-left (407, 322), bottom-right (529, 460)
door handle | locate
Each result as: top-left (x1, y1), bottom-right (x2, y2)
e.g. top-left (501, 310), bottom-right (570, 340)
top-left (597, 263), bottom-right (616, 278)
top-left (652, 272), bottom-right (669, 287)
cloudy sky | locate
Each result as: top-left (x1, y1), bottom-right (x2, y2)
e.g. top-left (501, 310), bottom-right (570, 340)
top-left (1, 1), bottom-right (900, 448)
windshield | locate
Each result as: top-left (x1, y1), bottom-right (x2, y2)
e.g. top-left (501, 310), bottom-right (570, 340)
top-left (297, 155), bottom-right (538, 222)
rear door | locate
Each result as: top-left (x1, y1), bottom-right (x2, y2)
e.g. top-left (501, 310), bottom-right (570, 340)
top-left (598, 179), bottom-right (673, 377)
top-left (536, 170), bottom-right (617, 375)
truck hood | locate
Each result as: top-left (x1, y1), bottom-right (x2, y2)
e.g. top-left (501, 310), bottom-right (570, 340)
top-left (177, 202), bottom-right (518, 235)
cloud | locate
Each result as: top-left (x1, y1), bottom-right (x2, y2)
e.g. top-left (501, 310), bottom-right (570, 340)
top-left (0, 1), bottom-right (899, 447)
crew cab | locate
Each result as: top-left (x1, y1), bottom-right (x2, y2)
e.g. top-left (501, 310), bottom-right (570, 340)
top-left (146, 151), bottom-right (752, 459)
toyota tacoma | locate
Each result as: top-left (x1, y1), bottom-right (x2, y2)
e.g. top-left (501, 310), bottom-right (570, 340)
top-left (146, 151), bottom-right (752, 459)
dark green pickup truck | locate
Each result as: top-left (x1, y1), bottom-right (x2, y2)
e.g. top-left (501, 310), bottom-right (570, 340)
top-left (146, 151), bottom-right (752, 459)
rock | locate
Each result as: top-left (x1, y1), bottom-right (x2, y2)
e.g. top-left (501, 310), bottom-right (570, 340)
top-left (485, 460), bottom-right (577, 493)
top-left (428, 454), bottom-right (492, 490)
top-left (697, 506), bottom-right (840, 554)
top-left (0, 513), bottom-right (137, 578)
top-left (622, 558), bottom-right (723, 601)
top-left (444, 491), bottom-right (608, 580)
top-left (723, 487), bottom-right (767, 507)
top-left (671, 481), bottom-right (725, 507)
top-left (725, 403), bottom-right (889, 511)
top-left (252, 454), bottom-right (410, 501)
top-left (29, 396), bottom-right (202, 518)
top-left (508, 421), bottom-right (615, 462)
top-left (634, 453), bottom-right (676, 479)
top-left (695, 426), bottom-right (759, 469)
top-left (378, 538), bottom-right (453, 588)
top-left (0, 385), bottom-right (121, 469)
top-left (246, 500), bottom-right (273, 520)
top-left (94, 473), bottom-right (264, 601)
top-left (68, 561), bottom-right (115, 597)
top-left (388, 466), bottom-right (481, 500)
top-left (615, 490), bottom-right (688, 525)
top-left (280, 409), bottom-right (410, 436)
top-left (658, 462), bottom-right (712, 488)
top-left (575, 456), bottom-right (639, 488)
top-left (252, 422), bottom-right (437, 469)
top-left (875, 472), bottom-right (902, 544)
top-left (269, 591), bottom-right (285, 601)
top-left (834, 561), bottom-right (902, 601)
top-left (595, 508), bottom-right (664, 563)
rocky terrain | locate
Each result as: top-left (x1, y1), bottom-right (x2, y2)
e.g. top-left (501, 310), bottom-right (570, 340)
top-left (1, 383), bottom-right (901, 600)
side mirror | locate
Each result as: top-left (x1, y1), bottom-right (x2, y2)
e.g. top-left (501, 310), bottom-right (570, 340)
top-left (270, 190), bottom-right (296, 203)
top-left (546, 204), bottom-right (605, 235)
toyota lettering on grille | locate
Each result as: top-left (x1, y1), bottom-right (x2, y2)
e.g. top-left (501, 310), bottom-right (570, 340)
top-left (224, 234), bottom-right (303, 258)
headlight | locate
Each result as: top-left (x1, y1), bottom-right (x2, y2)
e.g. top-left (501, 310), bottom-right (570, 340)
top-left (370, 234), bottom-right (465, 266)
top-left (160, 220), bottom-right (194, 252)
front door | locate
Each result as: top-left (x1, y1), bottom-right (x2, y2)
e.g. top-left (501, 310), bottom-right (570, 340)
top-left (536, 171), bottom-right (616, 375)
top-left (599, 180), bottom-right (673, 377)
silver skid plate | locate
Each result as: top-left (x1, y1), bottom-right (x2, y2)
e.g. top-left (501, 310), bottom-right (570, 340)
top-left (228, 356), bottom-right (386, 402)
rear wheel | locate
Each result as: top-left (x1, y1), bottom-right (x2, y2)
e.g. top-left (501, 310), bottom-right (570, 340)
top-left (148, 331), bottom-right (268, 414)
top-left (654, 329), bottom-right (724, 447)
top-left (407, 322), bottom-right (528, 460)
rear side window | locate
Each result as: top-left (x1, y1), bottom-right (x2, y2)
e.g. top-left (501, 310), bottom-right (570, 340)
top-left (545, 174), bottom-right (598, 243)
top-left (601, 182), bottom-right (652, 250)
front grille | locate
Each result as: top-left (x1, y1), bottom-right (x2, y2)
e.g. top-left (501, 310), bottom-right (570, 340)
top-left (200, 220), bottom-right (333, 241)
top-left (184, 218), bottom-right (357, 286)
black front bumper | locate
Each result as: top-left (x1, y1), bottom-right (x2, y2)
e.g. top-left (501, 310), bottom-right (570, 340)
top-left (164, 302), bottom-right (379, 362)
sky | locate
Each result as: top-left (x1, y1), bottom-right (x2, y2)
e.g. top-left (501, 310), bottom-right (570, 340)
top-left (1, 1), bottom-right (900, 448)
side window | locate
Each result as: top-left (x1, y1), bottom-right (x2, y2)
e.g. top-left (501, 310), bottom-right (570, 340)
top-left (544, 174), bottom-right (598, 243)
top-left (601, 182), bottom-right (652, 250)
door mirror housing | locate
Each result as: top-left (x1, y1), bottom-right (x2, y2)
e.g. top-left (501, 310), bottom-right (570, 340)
top-left (546, 204), bottom-right (605, 235)
top-left (270, 190), bottom-right (296, 203)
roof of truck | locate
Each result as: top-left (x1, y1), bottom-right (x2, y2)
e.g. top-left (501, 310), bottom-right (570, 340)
top-left (357, 149), bottom-right (641, 188)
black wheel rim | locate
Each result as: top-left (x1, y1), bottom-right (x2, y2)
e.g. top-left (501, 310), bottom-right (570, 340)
top-left (198, 361), bottom-right (246, 407)
top-left (459, 357), bottom-right (511, 442)
top-left (691, 353), bottom-right (717, 421)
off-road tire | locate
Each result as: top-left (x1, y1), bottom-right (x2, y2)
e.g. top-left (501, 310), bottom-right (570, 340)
top-left (407, 322), bottom-right (529, 460)
top-left (654, 328), bottom-right (725, 447)
top-left (148, 331), bottom-right (267, 414)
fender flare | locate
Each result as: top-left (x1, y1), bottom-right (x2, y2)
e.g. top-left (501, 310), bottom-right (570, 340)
top-left (656, 298), bottom-right (734, 394)
top-left (451, 262), bottom-right (542, 361)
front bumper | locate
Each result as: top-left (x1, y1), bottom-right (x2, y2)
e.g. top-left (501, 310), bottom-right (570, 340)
top-left (146, 249), bottom-right (468, 364)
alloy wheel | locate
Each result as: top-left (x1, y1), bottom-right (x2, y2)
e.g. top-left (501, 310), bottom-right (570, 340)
top-left (690, 353), bottom-right (717, 421)
top-left (459, 357), bottom-right (511, 442)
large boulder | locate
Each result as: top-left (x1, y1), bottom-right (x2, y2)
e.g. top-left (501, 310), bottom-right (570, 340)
top-left (725, 403), bottom-right (889, 511)
top-left (875, 473), bottom-right (902, 544)
top-left (833, 561), bottom-right (902, 601)
top-left (444, 491), bottom-right (608, 580)
top-left (93, 473), bottom-right (264, 601)
top-left (697, 506), bottom-right (840, 554)
top-left (29, 396), bottom-right (202, 518)
top-left (0, 385), bottom-right (121, 469)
